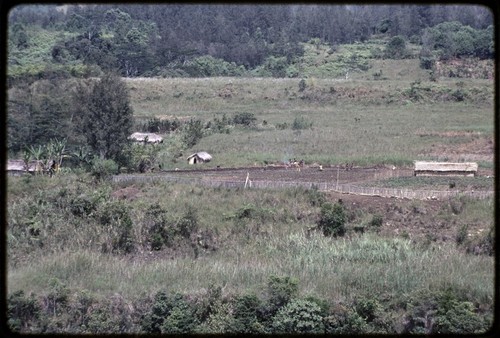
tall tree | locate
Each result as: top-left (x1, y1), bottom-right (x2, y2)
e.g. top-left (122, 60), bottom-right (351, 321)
top-left (77, 73), bottom-right (133, 161)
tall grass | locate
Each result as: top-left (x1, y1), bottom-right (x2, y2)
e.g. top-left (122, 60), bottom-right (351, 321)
top-left (124, 74), bottom-right (494, 168)
top-left (8, 232), bottom-right (494, 304)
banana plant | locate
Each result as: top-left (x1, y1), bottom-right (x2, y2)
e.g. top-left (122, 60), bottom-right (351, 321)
top-left (50, 138), bottom-right (67, 172)
top-left (71, 145), bottom-right (93, 168)
top-left (26, 144), bottom-right (45, 174)
top-left (22, 149), bottom-right (31, 173)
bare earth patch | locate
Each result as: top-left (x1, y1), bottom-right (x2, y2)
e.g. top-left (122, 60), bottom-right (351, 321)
top-left (111, 186), bottom-right (142, 200)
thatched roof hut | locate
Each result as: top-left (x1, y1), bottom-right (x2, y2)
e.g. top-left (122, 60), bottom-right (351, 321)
top-left (414, 161), bottom-right (478, 177)
top-left (7, 160), bottom-right (44, 175)
top-left (129, 132), bottom-right (163, 143)
top-left (187, 151), bottom-right (212, 164)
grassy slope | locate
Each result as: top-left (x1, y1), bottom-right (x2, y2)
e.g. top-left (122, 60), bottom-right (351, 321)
top-left (7, 38), bottom-right (495, 331)
top-left (127, 76), bottom-right (493, 168)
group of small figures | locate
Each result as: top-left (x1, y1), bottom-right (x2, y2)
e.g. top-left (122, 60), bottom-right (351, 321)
top-left (285, 158), bottom-right (305, 171)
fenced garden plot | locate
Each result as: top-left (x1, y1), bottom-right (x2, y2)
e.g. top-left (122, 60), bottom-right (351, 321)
top-left (113, 171), bottom-right (494, 200)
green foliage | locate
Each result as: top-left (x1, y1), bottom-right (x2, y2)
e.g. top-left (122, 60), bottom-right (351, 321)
top-left (142, 291), bottom-right (196, 333)
top-left (455, 224), bottom-right (469, 245)
top-left (292, 116), bottom-right (313, 130)
top-left (257, 56), bottom-right (289, 77)
top-left (298, 78), bottom-right (307, 92)
top-left (305, 186), bottom-right (326, 207)
top-left (232, 112), bottom-right (257, 127)
top-left (434, 300), bottom-right (486, 334)
top-left (384, 35), bottom-right (410, 59)
top-left (181, 118), bottom-right (204, 148)
top-left (402, 287), bottom-right (491, 334)
top-left (8, 290), bottom-right (41, 333)
top-left (354, 296), bottom-right (383, 323)
top-left (271, 299), bottom-right (325, 333)
top-left (422, 21), bottom-right (494, 60)
top-left (317, 202), bottom-right (346, 237)
top-left (123, 142), bottom-right (161, 173)
top-left (370, 213), bottom-right (383, 227)
top-left (177, 206), bottom-right (199, 239)
top-left (96, 200), bottom-right (134, 254)
top-left (140, 117), bottom-right (180, 133)
top-left (76, 73), bottom-right (133, 161)
top-left (90, 158), bottom-right (119, 180)
top-left (142, 203), bottom-right (171, 250)
top-left (231, 294), bottom-right (265, 333)
top-left (325, 305), bottom-right (368, 334)
top-left (184, 55), bottom-right (245, 77)
top-left (266, 275), bottom-right (299, 313)
top-left (160, 299), bottom-right (197, 333)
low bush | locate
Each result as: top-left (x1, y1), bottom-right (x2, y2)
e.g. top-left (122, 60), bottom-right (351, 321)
top-left (324, 304), bottom-right (368, 334)
top-left (90, 159), bottom-right (119, 181)
top-left (7, 291), bottom-right (41, 333)
top-left (370, 213), bottom-right (383, 227)
top-left (317, 202), bottom-right (346, 237)
top-left (96, 201), bottom-right (134, 254)
top-left (232, 112), bottom-right (257, 127)
top-left (292, 116), bottom-right (313, 130)
top-left (266, 275), bottom-right (299, 315)
top-left (271, 299), bottom-right (325, 333)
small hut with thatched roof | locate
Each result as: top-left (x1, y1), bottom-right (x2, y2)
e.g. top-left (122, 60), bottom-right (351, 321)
top-left (128, 132), bottom-right (163, 144)
top-left (414, 161), bottom-right (478, 177)
top-left (7, 160), bottom-right (44, 176)
top-left (187, 151), bottom-right (212, 164)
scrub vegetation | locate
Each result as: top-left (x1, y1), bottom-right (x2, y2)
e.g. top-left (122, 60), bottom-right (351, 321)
top-left (6, 3), bottom-right (495, 335)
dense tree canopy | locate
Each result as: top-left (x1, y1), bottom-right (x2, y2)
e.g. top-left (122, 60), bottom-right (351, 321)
top-left (75, 73), bottom-right (133, 161)
top-left (6, 4), bottom-right (494, 80)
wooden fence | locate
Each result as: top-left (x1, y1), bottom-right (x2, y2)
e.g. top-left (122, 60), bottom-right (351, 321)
top-left (112, 174), bottom-right (494, 200)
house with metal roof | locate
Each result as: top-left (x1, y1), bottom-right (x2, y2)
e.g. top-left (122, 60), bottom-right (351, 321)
top-left (414, 161), bottom-right (478, 177)
top-left (187, 151), bottom-right (212, 164)
top-left (128, 132), bottom-right (163, 144)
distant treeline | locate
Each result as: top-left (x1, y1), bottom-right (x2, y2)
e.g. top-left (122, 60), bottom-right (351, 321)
top-left (7, 4), bottom-right (494, 80)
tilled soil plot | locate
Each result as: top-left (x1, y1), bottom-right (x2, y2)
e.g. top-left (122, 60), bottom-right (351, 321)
top-left (166, 166), bottom-right (413, 185)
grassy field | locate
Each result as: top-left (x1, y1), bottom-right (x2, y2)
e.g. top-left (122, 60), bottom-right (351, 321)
top-left (125, 68), bottom-right (494, 169)
top-left (7, 48), bottom-right (495, 333)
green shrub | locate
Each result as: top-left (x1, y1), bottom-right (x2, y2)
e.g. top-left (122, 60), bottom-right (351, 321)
top-left (455, 224), bottom-right (469, 246)
top-left (266, 275), bottom-right (299, 314)
top-left (90, 158), bottom-right (119, 180)
top-left (384, 35), bottom-right (410, 59)
top-left (142, 203), bottom-right (172, 250)
top-left (317, 202), bottom-right (346, 237)
top-left (7, 290), bottom-right (41, 333)
top-left (232, 112), bottom-right (257, 127)
top-left (305, 186), bottom-right (326, 207)
top-left (83, 294), bottom-right (134, 333)
top-left (96, 201), bottom-right (134, 254)
top-left (275, 122), bottom-right (289, 130)
top-left (292, 116), bottom-right (313, 130)
top-left (433, 289), bottom-right (488, 334)
top-left (142, 291), bottom-right (189, 333)
top-left (434, 301), bottom-right (487, 334)
top-left (176, 206), bottom-right (199, 239)
top-left (465, 223), bottom-right (494, 256)
top-left (324, 304), bottom-right (368, 334)
top-left (271, 299), bottom-right (325, 333)
top-left (231, 294), bottom-right (265, 333)
top-left (160, 298), bottom-right (197, 334)
top-left (196, 301), bottom-right (235, 333)
top-left (181, 118), bottom-right (204, 147)
top-left (298, 79), bottom-right (307, 92)
top-left (354, 296), bottom-right (383, 323)
top-left (370, 213), bottom-right (383, 227)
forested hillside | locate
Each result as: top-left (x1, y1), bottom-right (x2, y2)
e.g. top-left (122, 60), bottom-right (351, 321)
top-left (7, 4), bottom-right (494, 81)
